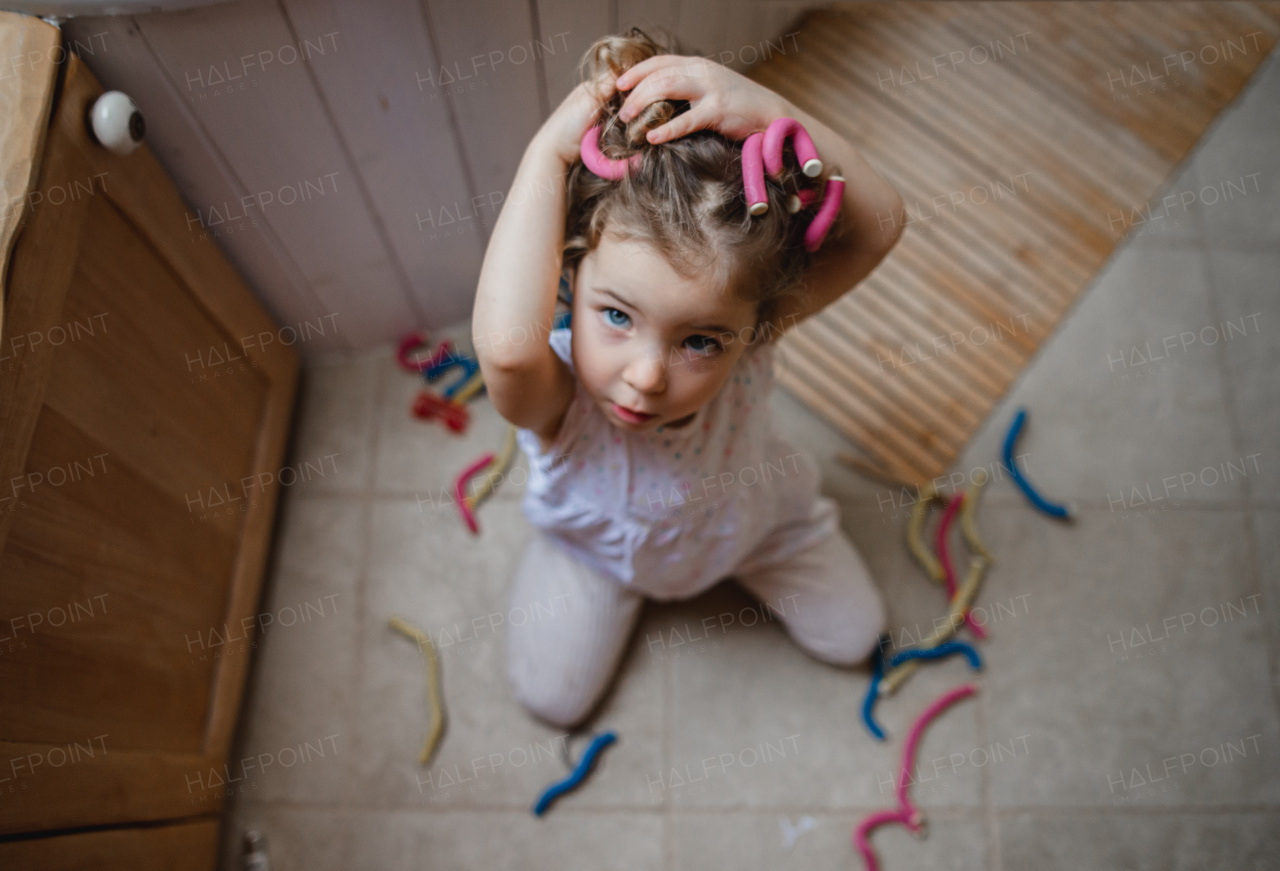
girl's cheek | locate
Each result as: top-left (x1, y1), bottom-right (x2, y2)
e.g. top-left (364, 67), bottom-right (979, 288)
top-left (688, 349), bottom-right (726, 375)
top-left (679, 366), bottom-right (719, 403)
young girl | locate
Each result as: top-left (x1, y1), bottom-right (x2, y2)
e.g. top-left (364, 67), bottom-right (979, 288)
top-left (472, 29), bottom-right (906, 729)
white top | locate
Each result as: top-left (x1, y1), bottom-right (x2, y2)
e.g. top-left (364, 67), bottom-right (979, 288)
top-left (515, 327), bottom-right (836, 600)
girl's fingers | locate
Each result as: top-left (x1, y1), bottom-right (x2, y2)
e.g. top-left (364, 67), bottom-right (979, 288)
top-left (618, 59), bottom-right (709, 120)
top-left (645, 104), bottom-right (711, 143)
top-left (615, 54), bottom-right (689, 91)
top-left (621, 77), bottom-right (708, 122)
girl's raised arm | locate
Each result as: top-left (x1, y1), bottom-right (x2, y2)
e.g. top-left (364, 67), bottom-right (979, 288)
top-left (760, 97), bottom-right (906, 335)
top-left (472, 80), bottom-right (612, 442)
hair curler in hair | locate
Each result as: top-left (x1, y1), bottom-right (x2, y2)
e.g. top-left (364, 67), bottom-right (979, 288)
top-left (743, 117), bottom-right (842, 252)
top-left (742, 132), bottom-right (769, 216)
top-left (580, 124), bottom-right (643, 180)
top-left (804, 174), bottom-right (844, 253)
top-left (787, 186), bottom-right (821, 214)
top-left (763, 117), bottom-right (823, 179)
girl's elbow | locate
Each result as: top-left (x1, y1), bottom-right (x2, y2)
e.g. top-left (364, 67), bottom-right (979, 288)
top-left (882, 192), bottom-right (906, 245)
top-left (872, 203), bottom-right (906, 258)
top-left (885, 214), bottom-right (906, 253)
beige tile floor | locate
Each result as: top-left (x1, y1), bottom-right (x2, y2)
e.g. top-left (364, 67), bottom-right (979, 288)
top-left (219, 51), bottom-right (1280, 871)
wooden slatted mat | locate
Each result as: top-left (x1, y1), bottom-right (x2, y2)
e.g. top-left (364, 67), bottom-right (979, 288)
top-left (750, 1), bottom-right (1280, 485)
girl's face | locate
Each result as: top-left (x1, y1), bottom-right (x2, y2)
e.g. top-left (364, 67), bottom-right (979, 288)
top-left (570, 231), bottom-right (760, 432)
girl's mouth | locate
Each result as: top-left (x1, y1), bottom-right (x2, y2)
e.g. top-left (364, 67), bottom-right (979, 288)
top-left (611, 402), bottom-right (657, 424)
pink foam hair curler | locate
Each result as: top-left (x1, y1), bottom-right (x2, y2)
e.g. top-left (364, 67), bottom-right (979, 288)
top-left (803, 174), bottom-right (844, 253)
top-left (454, 452), bottom-right (496, 534)
top-left (580, 124), bottom-right (643, 180)
top-left (786, 186), bottom-right (821, 214)
top-left (852, 683), bottom-right (978, 870)
top-left (763, 117), bottom-right (823, 179)
top-left (742, 132), bottom-right (768, 216)
top-left (853, 808), bottom-right (918, 871)
top-left (397, 331), bottom-right (430, 372)
top-left (743, 118), bottom-right (821, 217)
top-left (742, 116), bottom-right (841, 251)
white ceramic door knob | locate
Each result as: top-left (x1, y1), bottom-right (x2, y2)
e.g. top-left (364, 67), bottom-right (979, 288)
top-left (89, 90), bottom-right (145, 155)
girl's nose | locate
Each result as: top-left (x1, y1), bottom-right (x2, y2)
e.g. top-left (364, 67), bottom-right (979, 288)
top-left (622, 350), bottom-right (667, 395)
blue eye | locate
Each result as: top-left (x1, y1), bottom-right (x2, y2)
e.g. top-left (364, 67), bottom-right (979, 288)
top-left (602, 307), bottom-right (631, 328)
top-left (683, 334), bottom-right (723, 356)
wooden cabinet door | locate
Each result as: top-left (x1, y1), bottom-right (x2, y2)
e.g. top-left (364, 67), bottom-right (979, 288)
top-left (0, 45), bottom-right (297, 852)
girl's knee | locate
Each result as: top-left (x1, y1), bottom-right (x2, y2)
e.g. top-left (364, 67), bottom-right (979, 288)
top-left (838, 612), bottom-right (887, 666)
top-left (504, 626), bottom-right (604, 729)
top-left (797, 626), bottom-right (880, 667)
top-left (507, 666), bottom-right (595, 729)
top-left (792, 587), bottom-right (886, 667)
top-left (848, 587), bottom-right (889, 663)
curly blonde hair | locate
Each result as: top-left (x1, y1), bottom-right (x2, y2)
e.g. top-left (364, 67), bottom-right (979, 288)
top-left (562, 27), bottom-right (844, 324)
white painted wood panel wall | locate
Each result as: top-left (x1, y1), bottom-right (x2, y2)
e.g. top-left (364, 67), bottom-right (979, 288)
top-left (61, 0), bottom-right (809, 352)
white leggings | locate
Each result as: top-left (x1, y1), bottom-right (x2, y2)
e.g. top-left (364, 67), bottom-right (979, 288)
top-left (504, 528), bottom-right (886, 729)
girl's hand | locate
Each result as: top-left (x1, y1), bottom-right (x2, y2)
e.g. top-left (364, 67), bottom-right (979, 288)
top-left (614, 55), bottom-right (789, 144)
top-left (535, 74), bottom-right (620, 166)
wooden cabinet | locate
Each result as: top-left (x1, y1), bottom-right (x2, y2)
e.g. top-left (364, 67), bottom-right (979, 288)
top-left (0, 14), bottom-right (297, 867)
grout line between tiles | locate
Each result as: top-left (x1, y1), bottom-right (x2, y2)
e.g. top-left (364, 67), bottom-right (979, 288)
top-left (225, 799), bottom-right (979, 815)
top-left (1198, 237), bottom-right (1280, 727)
top-left (992, 804), bottom-right (1280, 818)
top-left (662, 648), bottom-right (674, 871)
top-left (228, 798), bottom-right (1280, 816)
top-left (976, 685), bottom-right (1002, 871)
top-left (346, 350), bottom-right (387, 857)
top-left (295, 491), bottom-right (1280, 518)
